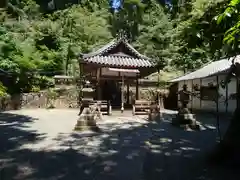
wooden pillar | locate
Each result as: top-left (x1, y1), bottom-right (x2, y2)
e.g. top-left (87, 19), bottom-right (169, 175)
top-left (136, 76), bottom-right (139, 100)
top-left (121, 75), bottom-right (124, 113)
top-left (96, 68), bottom-right (101, 100)
top-left (157, 68), bottom-right (161, 107)
top-left (78, 62), bottom-right (84, 114)
top-left (127, 82), bottom-right (130, 105)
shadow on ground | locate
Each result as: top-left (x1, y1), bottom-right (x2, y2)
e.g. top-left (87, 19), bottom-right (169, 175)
top-left (0, 112), bottom-right (150, 180)
top-left (0, 112), bottom-right (44, 154)
top-left (1, 111), bottom-right (239, 180)
top-left (143, 112), bottom-right (240, 180)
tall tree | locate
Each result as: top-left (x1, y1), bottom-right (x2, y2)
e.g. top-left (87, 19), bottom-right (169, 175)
top-left (209, 0), bottom-right (240, 164)
top-left (109, 0), bottom-right (145, 41)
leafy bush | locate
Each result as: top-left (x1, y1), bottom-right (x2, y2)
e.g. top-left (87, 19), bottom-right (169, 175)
top-left (33, 75), bottom-right (54, 90)
top-left (38, 76), bottom-right (54, 89)
top-left (30, 86), bottom-right (40, 92)
top-left (0, 82), bottom-right (8, 97)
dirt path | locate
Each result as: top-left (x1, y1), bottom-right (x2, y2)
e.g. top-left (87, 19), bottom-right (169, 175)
top-left (0, 109), bottom-right (152, 180)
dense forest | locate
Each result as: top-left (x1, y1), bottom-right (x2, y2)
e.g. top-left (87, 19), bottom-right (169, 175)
top-left (0, 0), bottom-right (233, 95)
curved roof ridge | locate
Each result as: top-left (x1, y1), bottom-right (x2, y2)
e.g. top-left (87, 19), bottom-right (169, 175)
top-left (81, 38), bottom-right (151, 60)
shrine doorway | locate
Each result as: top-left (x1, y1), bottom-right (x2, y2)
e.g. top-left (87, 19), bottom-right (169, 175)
top-left (101, 80), bottom-right (121, 107)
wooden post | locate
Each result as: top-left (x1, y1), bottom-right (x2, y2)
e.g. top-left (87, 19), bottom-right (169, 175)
top-left (96, 68), bottom-right (101, 100)
top-left (127, 82), bottom-right (130, 105)
top-left (78, 62), bottom-right (84, 115)
top-left (136, 75), bottom-right (139, 100)
top-left (121, 75), bottom-right (124, 113)
top-left (157, 69), bottom-right (161, 107)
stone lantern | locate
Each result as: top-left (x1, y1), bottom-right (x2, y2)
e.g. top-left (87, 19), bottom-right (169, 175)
top-left (79, 81), bottom-right (94, 115)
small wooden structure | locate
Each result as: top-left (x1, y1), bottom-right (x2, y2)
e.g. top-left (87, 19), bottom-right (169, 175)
top-left (54, 75), bottom-right (74, 85)
top-left (79, 37), bottom-right (157, 112)
top-left (132, 100), bottom-right (153, 115)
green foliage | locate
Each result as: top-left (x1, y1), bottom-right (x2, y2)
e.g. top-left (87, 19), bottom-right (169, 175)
top-left (216, 0), bottom-right (240, 55)
top-left (30, 85), bottom-right (40, 92)
top-left (0, 1), bottom-right (112, 93)
top-left (169, 0), bottom-right (229, 71)
top-left (0, 82), bottom-right (8, 97)
top-left (133, 1), bottom-right (173, 67)
top-left (1, 0), bottom-right (234, 91)
top-left (109, 0), bottom-right (145, 41)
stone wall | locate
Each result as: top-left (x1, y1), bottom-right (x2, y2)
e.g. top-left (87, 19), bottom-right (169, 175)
top-left (0, 86), bottom-right (168, 111)
top-left (22, 89), bottom-right (79, 109)
top-left (0, 88), bottom-right (80, 111)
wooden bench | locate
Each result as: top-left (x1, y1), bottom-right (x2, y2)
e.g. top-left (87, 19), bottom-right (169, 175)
top-left (89, 100), bottom-right (111, 115)
top-left (133, 100), bottom-right (157, 115)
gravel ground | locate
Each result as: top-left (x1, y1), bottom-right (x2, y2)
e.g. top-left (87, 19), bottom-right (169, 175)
top-left (1, 109), bottom-right (239, 180)
top-left (143, 112), bottom-right (240, 180)
top-left (0, 109), bottom-right (152, 180)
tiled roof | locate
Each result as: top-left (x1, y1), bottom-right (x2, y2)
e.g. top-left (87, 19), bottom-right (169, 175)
top-left (81, 38), bottom-right (154, 68)
top-left (170, 58), bottom-right (233, 82)
top-left (82, 38), bottom-right (150, 60)
top-left (83, 55), bottom-right (153, 68)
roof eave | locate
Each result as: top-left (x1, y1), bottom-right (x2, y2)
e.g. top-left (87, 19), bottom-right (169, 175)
top-left (79, 38), bottom-right (152, 61)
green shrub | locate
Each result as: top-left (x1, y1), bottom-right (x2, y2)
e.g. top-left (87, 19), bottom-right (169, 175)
top-left (0, 82), bottom-right (8, 97)
top-left (30, 86), bottom-right (41, 93)
top-left (34, 75), bottom-right (54, 90)
top-left (39, 76), bottom-right (54, 89)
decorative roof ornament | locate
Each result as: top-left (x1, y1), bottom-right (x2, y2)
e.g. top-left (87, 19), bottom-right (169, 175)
top-left (116, 29), bottom-right (128, 43)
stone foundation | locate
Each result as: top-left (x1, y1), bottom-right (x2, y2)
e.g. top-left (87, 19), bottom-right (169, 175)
top-left (172, 108), bottom-right (202, 130)
top-left (74, 105), bottom-right (101, 132)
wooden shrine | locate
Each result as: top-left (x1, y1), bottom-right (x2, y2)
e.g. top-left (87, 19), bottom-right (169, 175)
top-left (78, 37), bottom-right (157, 112)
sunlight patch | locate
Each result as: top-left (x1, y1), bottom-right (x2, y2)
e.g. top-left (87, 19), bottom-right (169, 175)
top-left (180, 147), bottom-right (200, 151)
top-left (204, 125), bottom-right (216, 129)
top-left (102, 160), bottom-right (117, 166)
top-left (159, 138), bottom-right (172, 143)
